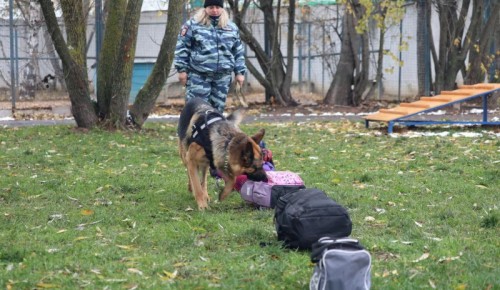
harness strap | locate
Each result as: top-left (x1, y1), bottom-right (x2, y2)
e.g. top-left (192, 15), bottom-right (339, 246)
top-left (192, 116), bottom-right (223, 138)
top-left (190, 110), bottom-right (225, 170)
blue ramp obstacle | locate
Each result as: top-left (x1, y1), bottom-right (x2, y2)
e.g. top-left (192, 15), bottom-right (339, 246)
top-left (364, 83), bottom-right (500, 133)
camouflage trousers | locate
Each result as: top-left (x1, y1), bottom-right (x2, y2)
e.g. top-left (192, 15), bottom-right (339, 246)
top-left (186, 70), bottom-right (232, 113)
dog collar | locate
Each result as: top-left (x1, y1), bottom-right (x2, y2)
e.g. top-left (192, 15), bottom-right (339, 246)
top-left (222, 138), bottom-right (232, 174)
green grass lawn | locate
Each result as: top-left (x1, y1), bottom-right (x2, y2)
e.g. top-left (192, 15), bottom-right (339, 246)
top-left (0, 121), bottom-right (499, 289)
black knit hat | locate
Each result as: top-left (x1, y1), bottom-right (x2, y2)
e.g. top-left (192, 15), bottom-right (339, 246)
top-left (204, 0), bottom-right (224, 8)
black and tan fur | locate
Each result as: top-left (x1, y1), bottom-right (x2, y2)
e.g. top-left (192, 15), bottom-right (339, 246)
top-left (177, 97), bottom-right (267, 210)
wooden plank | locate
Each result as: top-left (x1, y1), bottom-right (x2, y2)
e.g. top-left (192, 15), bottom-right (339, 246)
top-left (420, 96), bottom-right (453, 102)
top-left (440, 90), bottom-right (474, 96)
top-left (460, 84), bottom-right (500, 90)
top-left (400, 102), bottom-right (431, 109)
top-left (379, 108), bottom-right (407, 115)
top-left (363, 113), bottom-right (399, 121)
top-left (416, 101), bottom-right (448, 108)
top-left (458, 85), bottom-right (492, 90)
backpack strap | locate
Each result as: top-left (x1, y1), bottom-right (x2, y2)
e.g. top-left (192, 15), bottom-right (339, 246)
top-left (311, 237), bottom-right (361, 263)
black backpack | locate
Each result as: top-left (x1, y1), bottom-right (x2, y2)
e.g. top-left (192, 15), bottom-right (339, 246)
top-left (274, 188), bottom-right (352, 250)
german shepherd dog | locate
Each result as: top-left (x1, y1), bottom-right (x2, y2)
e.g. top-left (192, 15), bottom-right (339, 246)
top-left (177, 97), bottom-right (268, 210)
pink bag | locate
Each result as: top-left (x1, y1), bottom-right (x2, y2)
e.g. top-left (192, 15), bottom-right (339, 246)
top-left (239, 171), bottom-right (305, 208)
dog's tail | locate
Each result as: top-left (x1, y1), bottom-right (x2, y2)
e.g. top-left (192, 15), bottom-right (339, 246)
top-left (226, 109), bottom-right (244, 126)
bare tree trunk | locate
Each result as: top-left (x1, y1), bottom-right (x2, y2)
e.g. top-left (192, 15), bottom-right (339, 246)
top-left (107, 0), bottom-right (143, 128)
top-left (493, 19), bottom-right (500, 83)
top-left (60, 0), bottom-right (88, 71)
top-left (465, 1), bottom-right (500, 84)
top-left (227, 0), bottom-right (297, 106)
top-left (371, 24), bottom-right (385, 100)
top-left (434, 0), bottom-right (472, 92)
top-left (262, 0), bottom-right (289, 105)
top-left (96, 0), bottom-right (127, 119)
top-left (281, 0), bottom-right (296, 102)
top-left (417, 0), bottom-right (431, 96)
top-left (353, 29), bottom-right (369, 105)
top-left (129, 1), bottom-right (184, 127)
top-left (324, 12), bottom-right (355, 106)
top-left (40, 0), bottom-right (97, 128)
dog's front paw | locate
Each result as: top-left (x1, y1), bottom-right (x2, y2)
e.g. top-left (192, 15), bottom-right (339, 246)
top-left (197, 202), bottom-right (209, 210)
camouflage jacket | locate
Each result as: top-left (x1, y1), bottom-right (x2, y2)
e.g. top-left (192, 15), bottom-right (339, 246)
top-left (174, 17), bottom-right (246, 76)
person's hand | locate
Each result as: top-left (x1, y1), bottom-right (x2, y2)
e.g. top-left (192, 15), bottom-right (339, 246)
top-left (178, 72), bottom-right (187, 86)
top-left (235, 74), bottom-right (245, 87)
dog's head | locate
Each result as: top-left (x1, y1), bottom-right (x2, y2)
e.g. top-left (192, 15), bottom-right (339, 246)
top-left (230, 129), bottom-right (268, 182)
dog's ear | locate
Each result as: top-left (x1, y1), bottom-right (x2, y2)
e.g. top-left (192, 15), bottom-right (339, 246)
top-left (251, 129), bottom-right (265, 144)
top-left (241, 140), bottom-right (255, 167)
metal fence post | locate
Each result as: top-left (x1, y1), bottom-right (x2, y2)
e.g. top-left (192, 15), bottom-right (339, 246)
top-left (9, 0), bottom-right (16, 111)
top-left (422, 0), bottom-right (430, 96)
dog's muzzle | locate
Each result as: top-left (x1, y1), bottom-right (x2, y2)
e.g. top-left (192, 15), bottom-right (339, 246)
top-left (246, 167), bottom-right (268, 182)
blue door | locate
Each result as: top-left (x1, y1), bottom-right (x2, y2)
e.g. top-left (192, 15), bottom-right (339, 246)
top-left (130, 62), bottom-right (154, 103)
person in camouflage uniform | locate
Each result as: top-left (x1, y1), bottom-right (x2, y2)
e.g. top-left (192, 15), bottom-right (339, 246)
top-left (174, 0), bottom-right (246, 113)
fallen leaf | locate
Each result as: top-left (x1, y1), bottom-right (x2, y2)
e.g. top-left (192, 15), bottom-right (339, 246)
top-left (438, 252), bottom-right (462, 263)
top-left (365, 216), bottom-right (376, 222)
top-left (67, 195), bottom-right (79, 202)
top-left (48, 214), bottom-right (64, 223)
top-left (414, 221), bottom-right (423, 228)
top-left (454, 284), bottom-right (467, 290)
top-left (117, 245), bottom-right (135, 250)
top-left (74, 236), bottom-right (90, 241)
top-left (160, 270), bottom-right (178, 281)
top-left (127, 268), bottom-right (143, 275)
top-left (429, 279), bottom-right (436, 289)
top-left (331, 178), bottom-right (342, 185)
top-left (104, 279), bottom-right (127, 283)
top-left (475, 185), bottom-right (488, 189)
top-left (36, 283), bottom-right (59, 289)
top-left (413, 253), bottom-right (430, 263)
top-left (81, 209), bottom-right (94, 216)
